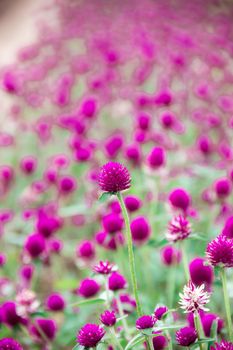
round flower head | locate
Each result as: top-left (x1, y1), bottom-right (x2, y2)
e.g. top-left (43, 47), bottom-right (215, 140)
top-left (189, 258), bottom-right (214, 287)
top-left (78, 278), bottom-right (100, 298)
top-left (212, 341), bottom-right (233, 350)
top-left (214, 178), bottom-right (231, 199)
top-left (102, 213), bottom-right (123, 234)
top-left (124, 195), bottom-right (142, 212)
top-left (130, 216), bottom-right (151, 243)
top-left (94, 261), bottom-right (115, 275)
top-left (147, 146), bottom-right (166, 169)
top-left (0, 338), bottom-right (23, 350)
top-left (161, 246), bottom-right (182, 265)
top-left (98, 162), bottom-right (131, 193)
top-left (108, 272), bottom-right (127, 291)
top-left (154, 306), bottom-right (168, 320)
top-left (201, 313), bottom-right (224, 337)
top-left (58, 175), bottom-right (77, 195)
top-left (76, 240), bottom-right (95, 260)
top-left (100, 310), bottom-right (116, 326)
top-left (46, 293), bottom-right (65, 311)
top-left (169, 188), bottom-right (191, 212)
top-left (206, 235), bottom-right (233, 268)
top-left (222, 216), bottom-right (233, 238)
top-left (136, 315), bottom-right (156, 330)
top-left (24, 233), bottom-right (46, 258)
top-left (176, 327), bottom-right (197, 346)
top-left (30, 318), bottom-right (57, 341)
top-left (152, 333), bottom-right (168, 350)
top-left (179, 281), bottom-right (211, 313)
top-left (166, 215), bottom-right (191, 242)
top-left (1, 301), bottom-right (23, 327)
top-left (77, 323), bottom-right (105, 347)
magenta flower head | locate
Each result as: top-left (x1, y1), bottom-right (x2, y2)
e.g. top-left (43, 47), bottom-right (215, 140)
top-left (98, 162), bottom-right (131, 193)
top-left (108, 272), bottom-right (127, 291)
top-left (152, 333), bottom-right (168, 350)
top-left (130, 216), bottom-right (151, 244)
top-left (100, 310), bottom-right (116, 327)
top-left (0, 253), bottom-right (6, 267)
top-left (76, 240), bottom-right (95, 260)
top-left (94, 261), bottom-right (115, 275)
top-left (212, 341), bottom-right (233, 350)
top-left (136, 315), bottom-right (156, 330)
top-left (166, 215), bottom-right (191, 242)
top-left (147, 147), bottom-right (166, 169)
top-left (80, 98), bottom-right (97, 118)
top-left (77, 323), bottom-right (105, 348)
top-left (58, 175), bottom-right (77, 195)
top-left (0, 338), bottom-right (23, 350)
top-left (222, 216), bottom-right (233, 238)
top-left (179, 281), bottom-right (211, 313)
top-left (189, 258), bottom-right (214, 287)
top-left (154, 306), bottom-right (168, 320)
top-left (169, 188), bottom-right (191, 212)
top-left (124, 195), bottom-right (142, 212)
top-left (102, 213), bottom-right (124, 234)
top-left (24, 233), bottom-right (46, 258)
top-left (201, 313), bottom-right (224, 337)
top-left (125, 144), bottom-right (141, 165)
top-left (30, 318), bottom-right (57, 341)
top-left (1, 301), bottom-right (23, 327)
top-left (214, 178), bottom-right (231, 199)
top-left (206, 235), bottom-right (233, 268)
top-left (78, 278), bottom-right (100, 298)
top-left (20, 264), bottom-right (34, 282)
top-left (46, 293), bottom-right (66, 311)
top-left (161, 246), bottom-right (182, 266)
top-left (20, 155), bottom-right (37, 175)
top-left (176, 327), bottom-right (197, 346)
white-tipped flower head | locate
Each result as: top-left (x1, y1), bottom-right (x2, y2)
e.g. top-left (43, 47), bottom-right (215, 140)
top-left (179, 281), bottom-right (211, 313)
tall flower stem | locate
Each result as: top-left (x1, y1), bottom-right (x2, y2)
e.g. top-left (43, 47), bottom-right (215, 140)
top-left (220, 268), bottom-right (233, 342)
top-left (181, 241), bottom-right (189, 282)
top-left (194, 311), bottom-right (205, 350)
top-left (116, 296), bottom-right (130, 339)
top-left (109, 327), bottom-right (124, 350)
top-left (117, 192), bottom-right (142, 317)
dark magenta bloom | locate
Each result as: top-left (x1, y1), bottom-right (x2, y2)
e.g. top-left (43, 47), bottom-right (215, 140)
top-left (1, 301), bottom-right (23, 327)
top-left (98, 162), bottom-right (131, 193)
top-left (176, 327), bottom-right (197, 346)
top-left (189, 258), bottom-right (214, 287)
top-left (152, 333), bottom-right (168, 350)
top-left (206, 235), bottom-right (233, 267)
top-left (130, 216), bottom-right (151, 243)
top-left (124, 195), bottom-right (142, 212)
top-left (137, 113), bottom-right (151, 130)
top-left (0, 254), bottom-right (6, 267)
top-left (24, 233), bottom-right (46, 258)
top-left (81, 98), bottom-right (97, 118)
top-left (136, 315), bottom-right (156, 330)
top-left (46, 293), bottom-right (66, 311)
top-left (201, 313), bottom-right (224, 337)
top-left (212, 341), bottom-right (233, 350)
top-left (125, 144), bottom-right (141, 165)
top-left (0, 338), bottom-right (23, 350)
top-left (154, 306), bottom-right (168, 320)
top-left (102, 213), bottom-right (123, 234)
top-left (78, 278), bottom-right (100, 298)
top-left (147, 147), bottom-right (166, 169)
top-left (222, 216), bottom-right (233, 238)
top-left (169, 188), bottom-right (191, 212)
top-left (76, 240), bottom-right (95, 260)
top-left (105, 135), bottom-right (123, 159)
top-left (214, 178), bottom-right (231, 199)
top-left (108, 272), bottom-right (127, 291)
top-left (94, 261), bottom-right (114, 275)
top-left (161, 246), bottom-right (182, 265)
top-left (30, 318), bottom-right (57, 341)
top-left (36, 210), bottom-right (61, 238)
top-left (100, 310), bottom-right (116, 326)
top-left (58, 175), bottom-right (77, 194)
top-left (20, 156), bottom-right (37, 175)
top-left (77, 323), bottom-right (105, 347)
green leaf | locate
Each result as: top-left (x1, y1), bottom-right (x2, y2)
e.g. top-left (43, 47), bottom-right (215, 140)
top-left (147, 238), bottom-right (168, 248)
top-left (116, 314), bottom-right (128, 323)
top-left (98, 192), bottom-right (113, 203)
top-left (156, 324), bottom-right (186, 332)
top-left (125, 334), bottom-right (146, 350)
top-left (70, 298), bottom-right (106, 307)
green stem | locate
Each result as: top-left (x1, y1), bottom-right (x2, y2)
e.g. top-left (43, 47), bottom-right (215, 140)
top-left (220, 268), bottom-right (233, 341)
top-left (181, 241), bottom-right (189, 282)
top-left (194, 311), bottom-right (205, 350)
top-left (166, 330), bottom-right (173, 350)
top-left (116, 297), bottom-right (130, 339)
top-left (109, 327), bottom-right (124, 350)
top-left (168, 266), bottom-right (176, 308)
top-left (117, 192), bottom-right (142, 316)
top-left (105, 276), bottom-right (111, 308)
top-left (147, 336), bottom-right (154, 350)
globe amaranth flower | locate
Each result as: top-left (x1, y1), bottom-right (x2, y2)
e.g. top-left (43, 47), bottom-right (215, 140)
top-left (46, 293), bottom-right (66, 311)
top-left (0, 338), bottom-right (23, 350)
top-left (78, 278), bottom-right (100, 298)
top-left (212, 341), bottom-right (233, 350)
top-left (100, 310), bottom-right (116, 326)
top-left (154, 306), bottom-right (168, 320)
top-left (77, 323), bottom-right (105, 347)
top-left (206, 235), bottom-right (233, 268)
top-left (94, 261), bottom-right (115, 275)
top-left (136, 315), bottom-right (156, 330)
top-left (98, 162), bottom-right (131, 193)
top-left (166, 215), bottom-right (191, 242)
top-left (152, 333), bottom-right (168, 350)
top-left (30, 318), bottom-right (57, 341)
top-left (108, 272), bottom-right (127, 291)
top-left (15, 289), bottom-right (40, 317)
top-left (176, 327), bottom-right (197, 346)
top-left (161, 246), bottom-right (182, 265)
top-left (169, 188), bottom-right (191, 212)
top-left (189, 258), bottom-right (214, 287)
top-left (179, 281), bottom-right (211, 313)
top-left (130, 216), bottom-right (151, 243)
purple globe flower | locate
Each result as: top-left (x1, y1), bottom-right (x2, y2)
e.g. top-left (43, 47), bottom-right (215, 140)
top-left (102, 213), bottom-right (124, 234)
top-left (46, 293), bottom-right (66, 311)
top-left (0, 338), bottom-right (23, 350)
top-left (76, 240), bottom-right (95, 260)
top-left (147, 146), bottom-right (166, 169)
top-left (136, 315), bottom-right (156, 330)
top-left (124, 195), bottom-right (142, 212)
top-left (108, 272), bottom-right (127, 291)
top-left (161, 246), bottom-right (182, 265)
top-left (24, 233), bottom-right (46, 258)
top-left (98, 162), bottom-right (131, 193)
top-left (167, 215), bottom-right (191, 242)
top-left (169, 188), bottom-right (191, 212)
top-left (30, 318), bottom-right (57, 341)
top-left (94, 261), bottom-right (115, 275)
top-left (154, 306), bottom-right (168, 320)
top-left (214, 178), bottom-right (231, 199)
top-left (212, 341), bottom-right (233, 350)
top-left (78, 278), bottom-right (100, 298)
top-left (130, 216), bottom-right (151, 243)
top-left (206, 235), bottom-right (233, 267)
top-left (201, 313), bottom-right (224, 337)
top-left (222, 216), bottom-right (233, 239)
top-left (100, 310), bottom-right (116, 326)
top-left (77, 323), bottom-right (105, 347)
top-left (176, 327), bottom-right (197, 346)
top-left (189, 258), bottom-right (214, 287)
top-left (152, 333), bottom-right (168, 350)
top-left (1, 301), bottom-right (23, 327)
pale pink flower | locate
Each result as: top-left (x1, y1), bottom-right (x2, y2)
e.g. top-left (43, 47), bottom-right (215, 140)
top-left (179, 281), bottom-right (210, 313)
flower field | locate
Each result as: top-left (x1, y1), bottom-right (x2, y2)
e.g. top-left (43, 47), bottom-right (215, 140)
top-left (0, 0), bottom-right (233, 349)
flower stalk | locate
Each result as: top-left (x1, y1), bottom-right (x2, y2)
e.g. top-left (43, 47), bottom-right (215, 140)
top-left (220, 268), bottom-right (233, 342)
